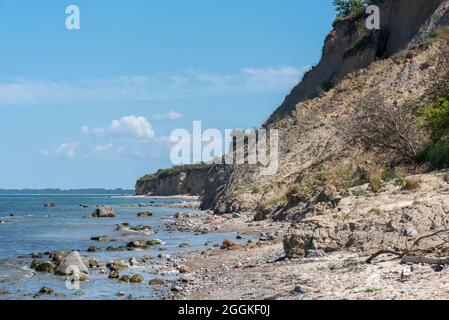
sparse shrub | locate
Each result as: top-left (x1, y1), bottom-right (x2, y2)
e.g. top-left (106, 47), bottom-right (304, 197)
top-left (402, 177), bottom-right (422, 191)
top-left (443, 172), bottom-right (449, 183)
top-left (345, 94), bottom-right (424, 163)
top-left (251, 186), bottom-right (261, 194)
top-left (394, 176), bottom-right (406, 187)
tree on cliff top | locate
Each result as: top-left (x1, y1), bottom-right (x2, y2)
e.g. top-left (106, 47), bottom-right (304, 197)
top-left (333, 0), bottom-right (367, 18)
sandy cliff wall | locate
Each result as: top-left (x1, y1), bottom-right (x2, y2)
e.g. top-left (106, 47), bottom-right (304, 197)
top-left (202, 0), bottom-right (449, 216)
top-left (135, 168), bottom-right (209, 196)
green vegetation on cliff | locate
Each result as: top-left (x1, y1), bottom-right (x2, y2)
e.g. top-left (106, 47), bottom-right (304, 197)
top-left (138, 163), bottom-right (211, 182)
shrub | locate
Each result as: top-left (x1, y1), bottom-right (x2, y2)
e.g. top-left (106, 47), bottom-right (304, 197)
top-left (345, 94), bottom-right (424, 163)
top-left (251, 186), bottom-right (261, 194)
top-left (416, 88), bottom-right (449, 168)
top-left (402, 177), bottom-right (422, 191)
top-left (334, 0), bottom-right (367, 18)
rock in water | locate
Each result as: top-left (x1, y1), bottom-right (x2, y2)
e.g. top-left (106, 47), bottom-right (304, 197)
top-left (55, 251), bottom-right (89, 276)
top-left (127, 240), bottom-right (147, 248)
top-left (39, 287), bottom-right (54, 295)
top-left (35, 262), bottom-right (56, 273)
top-left (91, 206), bottom-right (116, 218)
top-left (130, 274), bottom-right (144, 283)
top-left (90, 236), bottom-right (110, 242)
top-left (149, 278), bottom-right (165, 286)
top-left (137, 211), bottom-right (153, 217)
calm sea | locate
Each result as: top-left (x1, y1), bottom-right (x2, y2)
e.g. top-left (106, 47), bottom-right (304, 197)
top-left (0, 195), bottom-right (241, 300)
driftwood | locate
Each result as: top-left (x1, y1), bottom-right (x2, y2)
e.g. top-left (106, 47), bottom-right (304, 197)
top-left (366, 250), bottom-right (404, 264)
top-left (401, 256), bottom-right (449, 265)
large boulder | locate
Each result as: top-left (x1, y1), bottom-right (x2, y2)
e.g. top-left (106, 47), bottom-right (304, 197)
top-left (91, 206), bottom-right (116, 218)
top-left (55, 251), bottom-right (89, 276)
top-left (283, 230), bottom-right (314, 258)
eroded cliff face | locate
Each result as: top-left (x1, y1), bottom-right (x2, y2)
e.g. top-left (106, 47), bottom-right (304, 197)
top-left (135, 168), bottom-right (209, 196)
top-left (266, 0), bottom-right (445, 125)
top-left (202, 0), bottom-right (449, 217)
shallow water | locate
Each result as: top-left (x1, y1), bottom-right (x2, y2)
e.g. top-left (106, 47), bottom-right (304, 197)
top-left (0, 195), bottom-right (244, 300)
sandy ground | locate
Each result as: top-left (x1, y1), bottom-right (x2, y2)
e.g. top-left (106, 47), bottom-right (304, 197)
top-left (174, 241), bottom-right (449, 300)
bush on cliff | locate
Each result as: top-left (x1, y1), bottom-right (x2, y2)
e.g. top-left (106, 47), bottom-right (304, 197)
top-left (416, 88), bottom-right (449, 168)
top-left (333, 0), bottom-right (367, 18)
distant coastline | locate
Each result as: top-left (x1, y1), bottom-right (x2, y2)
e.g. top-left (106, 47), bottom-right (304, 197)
top-left (0, 188), bottom-right (134, 195)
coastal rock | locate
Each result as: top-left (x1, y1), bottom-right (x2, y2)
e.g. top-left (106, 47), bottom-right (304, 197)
top-left (91, 206), bottom-right (116, 218)
top-left (129, 257), bottom-right (139, 266)
top-left (137, 211), bottom-right (153, 217)
top-left (35, 262), bottom-right (56, 273)
top-left (88, 259), bottom-right (99, 268)
top-left (107, 260), bottom-right (128, 272)
top-left (90, 236), bottom-right (110, 242)
top-left (80, 204), bottom-right (90, 208)
top-left (0, 220), bottom-right (5, 225)
top-left (127, 240), bottom-right (147, 248)
top-left (146, 239), bottom-right (162, 246)
top-left (31, 252), bottom-right (43, 259)
top-left (119, 275), bottom-right (131, 283)
top-left (87, 246), bottom-right (101, 252)
top-left (50, 250), bottom-right (69, 264)
top-left (130, 274), bottom-right (144, 283)
top-left (220, 239), bottom-right (240, 250)
top-left (109, 271), bottom-right (120, 279)
top-left (39, 287), bottom-right (54, 295)
top-left (44, 203), bottom-right (56, 208)
top-left (55, 251), bottom-right (89, 276)
top-left (283, 230), bottom-right (314, 258)
top-left (149, 278), bottom-right (165, 286)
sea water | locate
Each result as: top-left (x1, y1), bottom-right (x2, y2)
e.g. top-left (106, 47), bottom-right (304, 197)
top-left (0, 195), bottom-right (244, 300)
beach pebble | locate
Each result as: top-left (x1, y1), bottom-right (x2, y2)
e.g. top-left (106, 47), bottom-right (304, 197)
top-left (293, 285), bottom-right (313, 294)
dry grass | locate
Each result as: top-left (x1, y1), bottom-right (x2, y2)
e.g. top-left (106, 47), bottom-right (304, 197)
top-left (368, 166), bottom-right (384, 193)
top-left (402, 177), bottom-right (422, 191)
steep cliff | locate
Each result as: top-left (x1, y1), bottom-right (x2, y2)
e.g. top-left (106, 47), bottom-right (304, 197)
top-left (266, 0), bottom-right (445, 125)
top-left (135, 164), bottom-right (210, 196)
top-left (202, 0), bottom-right (449, 217)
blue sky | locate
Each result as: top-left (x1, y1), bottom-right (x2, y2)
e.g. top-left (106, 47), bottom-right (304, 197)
top-left (0, 0), bottom-right (335, 189)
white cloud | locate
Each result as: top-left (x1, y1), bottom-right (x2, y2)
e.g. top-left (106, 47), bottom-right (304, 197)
top-left (153, 110), bottom-right (184, 121)
top-left (83, 115), bottom-right (155, 140)
top-left (0, 66), bottom-right (308, 105)
top-left (41, 142), bottom-right (78, 158)
top-left (94, 143), bottom-right (113, 152)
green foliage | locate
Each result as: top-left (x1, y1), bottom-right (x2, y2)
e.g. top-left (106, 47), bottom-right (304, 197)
top-left (333, 0), bottom-right (367, 18)
top-left (251, 186), bottom-right (261, 194)
top-left (138, 163), bottom-right (211, 182)
top-left (418, 88), bottom-right (449, 143)
top-left (416, 88), bottom-right (449, 168)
